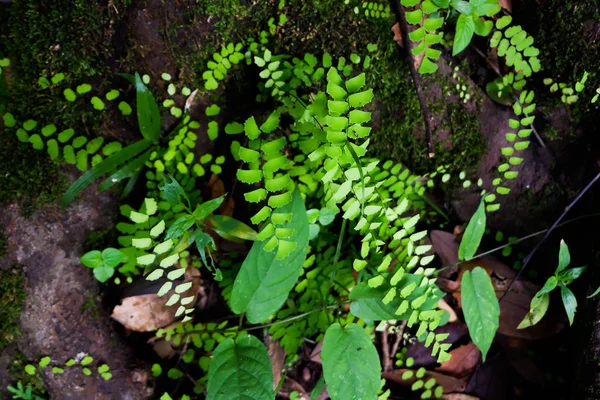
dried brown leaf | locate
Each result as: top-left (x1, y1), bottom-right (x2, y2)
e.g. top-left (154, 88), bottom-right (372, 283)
top-left (436, 342), bottom-right (480, 378)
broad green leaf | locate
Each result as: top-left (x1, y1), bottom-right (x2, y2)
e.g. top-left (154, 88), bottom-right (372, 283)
top-left (165, 215), bottom-right (196, 240)
top-left (193, 196), bottom-right (224, 220)
top-left (94, 266), bottom-right (114, 283)
top-left (517, 293), bottom-right (549, 329)
top-left (561, 285), bottom-right (577, 326)
top-left (102, 248), bottom-right (126, 268)
top-left (473, 18), bottom-right (493, 37)
top-left (556, 239), bottom-right (570, 273)
top-left (134, 72), bottom-right (161, 143)
top-left (205, 215), bottom-right (258, 241)
top-left (461, 267), bottom-right (499, 361)
top-left (321, 323), bottom-right (381, 400)
top-left (230, 190), bottom-right (309, 323)
top-left (452, 14), bottom-right (475, 56)
top-left (62, 139), bottom-right (152, 208)
top-left (206, 334), bottom-right (274, 400)
top-left (81, 250), bottom-right (103, 268)
top-left (450, 0), bottom-right (472, 14)
top-left (458, 198), bottom-right (486, 260)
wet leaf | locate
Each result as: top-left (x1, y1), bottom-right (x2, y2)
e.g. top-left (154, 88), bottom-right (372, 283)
top-left (461, 267), bottom-right (499, 361)
top-left (517, 293), bottom-right (550, 329)
top-left (206, 334), bottom-right (274, 400)
top-left (458, 199), bottom-right (486, 261)
top-left (322, 323), bottom-right (381, 400)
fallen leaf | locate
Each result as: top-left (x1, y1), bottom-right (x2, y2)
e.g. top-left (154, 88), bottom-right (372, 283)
top-left (111, 267), bottom-right (201, 331)
top-left (407, 323), bottom-right (469, 367)
top-left (279, 377), bottom-right (310, 399)
top-left (439, 298), bottom-right (458, 322)
top-left (111, 293), bottom-right (177, 332)
top-left (499, 0), bottom-right (511, 12)
top-left (309, 340), bottom-right (323, 364)
top-left (266, 336), bottom-right (286, 391)
top-left (436, 342), bottom-right (480, 378)
top-left (442, 395), bottom-right (480, 400)
top-left (383, 369), bottom-right (467, 393)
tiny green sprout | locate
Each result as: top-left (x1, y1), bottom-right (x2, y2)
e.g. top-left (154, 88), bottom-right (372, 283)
top-left (39, 356), bottom-right (51, 368)
top-left (51, 73), bottom-right (65, 84)
top-left (82, 368), bottom-right (92, 376)
top-left (91, 96), bottom-right (105, 110)
top-left (25, 364), bottom-right (37, 375)
top-left (519, 239), bottom-right (585, 329)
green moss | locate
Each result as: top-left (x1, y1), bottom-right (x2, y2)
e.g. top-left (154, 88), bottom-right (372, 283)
top-left (0, 266), bottom-right (25, 349)
top-left (518, 0), bottom-right (600, 125)
top-left (7, 351), bottom-right (47, 397)
top-left (3, 0), bottom-right (118, 129)
top-left (0, 231), bottom-right (7, 257)
top-left (433, 101), bottom-right (486, 175)
top-left (0, 133), bottom-right (66, 215)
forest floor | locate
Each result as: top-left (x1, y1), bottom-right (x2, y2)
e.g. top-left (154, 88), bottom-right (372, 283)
top-left (1, 1), bottom-right (600, 399)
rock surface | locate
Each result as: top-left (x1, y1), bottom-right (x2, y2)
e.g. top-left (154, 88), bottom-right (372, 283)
top-left (0, 173), bottom-right (150, 400)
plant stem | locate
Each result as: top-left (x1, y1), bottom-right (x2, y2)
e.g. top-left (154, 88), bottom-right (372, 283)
top-left (389, 0), bottom-right (435, 158)
top-left (330, 219), bottom-right (348, 284)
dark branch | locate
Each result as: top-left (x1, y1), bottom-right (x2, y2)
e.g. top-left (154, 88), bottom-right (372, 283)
top-left (389, 0), bottom-right (435, 158)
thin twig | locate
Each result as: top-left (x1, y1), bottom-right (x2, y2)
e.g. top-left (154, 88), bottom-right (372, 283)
top-left (389, 0), bottom-right (435, 158)
top-left (470, 45), bottom-right (545, 147)
top-left (499, 169), bottom-right (600, 302)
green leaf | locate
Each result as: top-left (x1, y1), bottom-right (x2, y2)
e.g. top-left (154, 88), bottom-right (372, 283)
top-left (230, 190), bottom-right (309, 323)
top-left (205, 215), bottom-right (258, 241)
top-left (81, 250), bottom-right (103, 268)
top-left (461, 267), bottom-right (499, 361)
top-left (556, 239), bottom-right (570, 273)
top-left (94, 266), bottom-right (114, 283)
top-left (159, 174), bottom-right (190, 207)
top-left (517, 293), bottom-right (550, 329)
top-left (98, 150), bottom-right (152, 192)
top-left (321, 323), bottom-right (381, 400)
top-left (458, 198), bottom-right (486, 260)
top-left (102, 248), bottom-right (126, 268)
top-left (165, 215), bottom-right (196, 240)
top-left (206, 334), bottom-right (274, 400)
top-left (134, 72), bottom-right (161, 143)
top-left (25, 365), bottom-right (36, 375)
top-left (558, 266), bottom-right (586, 286)
top-left (62, 139), bottom-right (152, 208)
top-left (537, 276), bottom-right (558, 296)
top-left (451, 0), bottom-right (472, 14)
top-left (473, 18), bottom-right (493, 37)
top-left (561, 285), bottom-right (577, 326)
top-left (193, 196), bottom-right (224, 220)
top-left (452, 14), bottom-right (475, 56)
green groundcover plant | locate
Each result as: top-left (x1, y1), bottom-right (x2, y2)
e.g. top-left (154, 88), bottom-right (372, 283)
top-left (1, 0), bottom-right (599, 399)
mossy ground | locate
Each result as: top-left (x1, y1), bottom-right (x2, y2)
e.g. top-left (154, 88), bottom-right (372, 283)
top-left (517, 0), bottom-right (600, 132)
top-left (167, 0), bottom-right (486, 175)
top-left (0, 134), bottom-right (66, 215)
top-left (0, 266), bottom-right (25, 349)
top-left (0, 0), bottom-right (127, 213)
